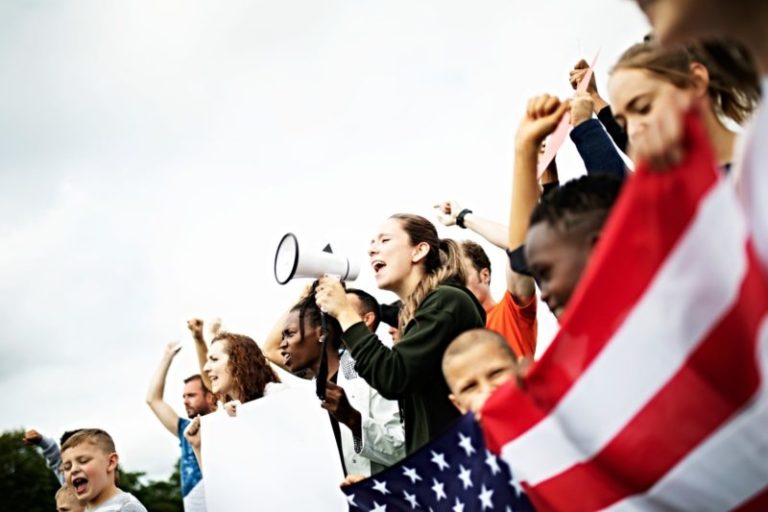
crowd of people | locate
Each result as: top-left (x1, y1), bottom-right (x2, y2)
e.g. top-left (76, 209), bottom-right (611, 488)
top-left (21, 0), bottom-right (768, 509)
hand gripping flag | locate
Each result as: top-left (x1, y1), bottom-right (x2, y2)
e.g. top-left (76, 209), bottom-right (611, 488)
top-left (482, 113), bottom-right (768, 511)
top-left (342, 413), bottom-right (534, 511)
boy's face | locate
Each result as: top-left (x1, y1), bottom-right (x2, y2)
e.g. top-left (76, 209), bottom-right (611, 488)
top-left (56, 491), bottom-right (84, 512)
top-left (444, 341), bottom-right (517, 416)
top-left (61, 442), bottom-right (117, 505)
top-left (525, 221), bottom-right (592, 320)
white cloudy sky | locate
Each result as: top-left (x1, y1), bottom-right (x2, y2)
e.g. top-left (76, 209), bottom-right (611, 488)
top-left (0, 1), bottom-right (648, 480)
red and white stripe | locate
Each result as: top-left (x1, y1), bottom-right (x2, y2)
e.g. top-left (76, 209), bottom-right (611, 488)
top-left (482, 115), bottom-right (768, 511)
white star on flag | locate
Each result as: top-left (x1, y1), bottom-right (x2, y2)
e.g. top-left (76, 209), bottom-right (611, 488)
top-left (370, 501), bottom-right (386, 512)
top-left (402, 466), bottom-right (422, 484)
top-left (431, 478), bottom-right (446, 501)
top-left (484, 450), bottom-right (501, 475)
top-left (479, 484), bottom-right (494, 510)
top-left (458, 432), bottom-right (475, 456)
top-left (372, 479), bottom-right (390, 495)
top-left (403, 490), bottom-right (418, 508)
top-left (346, 493), bottom-right (357, 507)
top-left (430, 450), bottom-right (449, 471)
top-left (457, 465), bottom-right (472, 490)
top-left (452, 497), bottom-right (465, 512)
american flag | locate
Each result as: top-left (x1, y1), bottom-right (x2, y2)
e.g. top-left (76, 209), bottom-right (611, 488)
top-left (482, 114), bottom-right (768, 511)
top-left (342, 413), bottom-right (534, 511)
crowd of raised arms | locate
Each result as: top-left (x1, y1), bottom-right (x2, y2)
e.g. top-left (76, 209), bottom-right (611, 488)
top-left (20, 0), bottom-right (768, 510)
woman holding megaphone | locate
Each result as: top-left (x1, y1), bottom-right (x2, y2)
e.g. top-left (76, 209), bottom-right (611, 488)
top-left (315, 213), bottom-right (486, 455)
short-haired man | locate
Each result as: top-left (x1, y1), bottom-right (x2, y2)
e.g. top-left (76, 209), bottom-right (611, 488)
top-left (436, 203), bottom-right (538, 358)
top-left (146, 334), bottom-right (216, 512)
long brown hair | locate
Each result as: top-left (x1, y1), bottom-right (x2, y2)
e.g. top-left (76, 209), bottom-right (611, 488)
top-left (389, 214), bottom-right (466, 331)
top-left (612, 39), bottom-right (760, 124)
top-left (212, 332), bottom-right (279, 403)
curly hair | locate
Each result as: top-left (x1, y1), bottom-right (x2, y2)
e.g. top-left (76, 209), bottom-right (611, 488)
top-left (612, 39), bottom-right (760, 125)
top-left (529, 175), bottom-right (624, 241)
top-left (390, 214), bottom-right (466, 332)
top-left (211, 332), bottom-right (279, 404)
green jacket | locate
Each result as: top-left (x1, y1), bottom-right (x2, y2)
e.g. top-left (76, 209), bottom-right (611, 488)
top-left (342, 283), bottom-right (485, 455)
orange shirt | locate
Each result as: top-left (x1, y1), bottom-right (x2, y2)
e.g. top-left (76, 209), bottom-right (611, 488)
top-left (485, 291), bottom-right (537, 358)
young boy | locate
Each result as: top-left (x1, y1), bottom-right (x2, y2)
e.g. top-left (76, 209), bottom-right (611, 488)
top-left (60, 429), bottom-right (147, 512)
top-left (55, 485), bottom-right (85, 512)
top-left (442, 328), bottom-right (524, 417)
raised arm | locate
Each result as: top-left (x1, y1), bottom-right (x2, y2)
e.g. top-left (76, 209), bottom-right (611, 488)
top-left (23, 430), bottom-right (64, 485)
top-left (434, 201), bottom-right (535, 302)
top-left (570, 58), bottom-right (628, 152)
top-left (434, 201), bottom-right (510, 249)
top-left (187, 319), bottom-right (213, 391)
top-left (145, 342), bottom-right (183, 436)
top-left (261, 284), bottom-right (314, 371)
top-left (570, 92), bottom-right (628, 178)
top-left (509, 95), bottom-right (570, 250)
top-left (261, 310), bottom-right (291, 371)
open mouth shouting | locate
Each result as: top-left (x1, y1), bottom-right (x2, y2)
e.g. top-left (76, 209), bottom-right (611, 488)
top-left (371, 260), bottom-right (386, 276)
top-left (72, 476), bottom-right (89, 496)
top-left (281, 350), bottom-right (292, 368)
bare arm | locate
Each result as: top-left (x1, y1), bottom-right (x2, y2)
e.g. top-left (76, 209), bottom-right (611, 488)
top-left (435, 201), bottom-right (535, 302)
top-left (261, 310), bottom-right (290, 371)
top-left (145, 342), bottom-right (182, 436)
top-left (187, 319), bottom-right (212, 390)
top-left (509, 95), bottom-right (570, 249)
top-left (261, 284), bottom-right (314, 371)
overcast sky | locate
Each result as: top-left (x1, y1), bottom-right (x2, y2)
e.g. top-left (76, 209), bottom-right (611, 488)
top-left (0, 0), bottom-right (648, 480)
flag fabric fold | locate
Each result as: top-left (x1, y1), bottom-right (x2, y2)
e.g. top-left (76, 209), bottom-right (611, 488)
top-left (481, 114), bottom-right (768, 511)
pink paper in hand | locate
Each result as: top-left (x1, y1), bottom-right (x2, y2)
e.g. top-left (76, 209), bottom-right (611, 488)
top-left (537, 51), bottom-right (600, 177)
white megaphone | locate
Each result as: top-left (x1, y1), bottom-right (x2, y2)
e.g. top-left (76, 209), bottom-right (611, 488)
top-left (273, 232), bottom-right (360, 285)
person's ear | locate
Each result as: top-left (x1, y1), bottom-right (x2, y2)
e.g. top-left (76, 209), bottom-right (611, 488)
top-left (448, 393), bottom-right (468, 415)
top-left (411, 242), bottom-right (430, 264)
top-left (689, 62), bottom-right (710, 99)
top-left (107, 453), bottom-right (119, 473)
top-left (361, 311), bottom-right (376, 331)
top-left (313, 324), bottom-right (324, 344)
top-left (480, 268), bottom-right (491, 285)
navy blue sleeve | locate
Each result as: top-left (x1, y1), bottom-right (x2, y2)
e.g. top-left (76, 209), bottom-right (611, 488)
top-left (570, 118), bottom-right (627, 179)
top-left (597, 105), bottom-right (628, 153)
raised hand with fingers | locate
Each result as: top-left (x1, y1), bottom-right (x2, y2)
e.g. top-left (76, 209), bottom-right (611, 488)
top-left (165, 341), bottom-right (182, 358)
top-left (315, 276), bottom-right (360, 330)
top-left (187, 319), bottom-right (204, 339)
top-left (571, 91), bottom-right (595, 127)
top-left (22, 429), bottom-right (43, 446)
top-left (570, 58), bottom-right (599, 94)
top-left (433, 200), bottom-right (462, 227)
top-left (515, 94), bottom-right (571, 148)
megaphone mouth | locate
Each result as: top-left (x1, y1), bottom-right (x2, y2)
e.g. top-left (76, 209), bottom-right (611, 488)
top-left (274, 232), bottom-right (299, 285)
